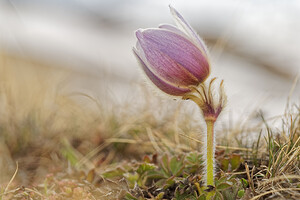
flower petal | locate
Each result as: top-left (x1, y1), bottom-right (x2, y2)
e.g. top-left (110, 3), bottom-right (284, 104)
top-left (158, 24), bottom-right (186, 37)
top-left (169, 5), bottom-right (208, 55)
top-left (136, 30), bottom-right (199, 86)
top-left (133, 47), bottom-right (191, 96)
top-left (136, 29), bottom-right (210, 84)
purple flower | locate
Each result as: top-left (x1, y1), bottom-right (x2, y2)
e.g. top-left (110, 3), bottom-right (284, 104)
top-left (133, 6), bottom-right (210, 96)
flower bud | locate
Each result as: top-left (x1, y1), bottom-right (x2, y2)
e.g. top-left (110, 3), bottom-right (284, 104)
top-left (133, 6), bottom-right (210, 96)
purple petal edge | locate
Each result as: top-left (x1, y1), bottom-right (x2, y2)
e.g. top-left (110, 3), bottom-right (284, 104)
top-left (158, 24), bottom-right (186, 37)
top-left (169, 5), bottom-right (208, 54)
top-left (133, 47), bottom-right (191, 96)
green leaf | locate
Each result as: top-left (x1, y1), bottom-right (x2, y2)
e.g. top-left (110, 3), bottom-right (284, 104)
top-left (185, 152), bottom-right (202, 174)
top-left (102, 167), bottom-right (125, 178)
top-left (163, 176), bottom-right (175, 189)
top-left (61, 139), bottom-right (79, 166)
top-left (123, 172), bottom-right (139, 188)
top-left (237, 189), bottom-right (245, 198)
top-left (240, 178), bottom-right (248, 188)
top-left (155, 192), bottom-right (164, 200)
top-left (161, 154), bottom-right (170, 176)
top-left (230, 154), bottom-right (243, 170)
top-left (214, 191), bottom-right (223, 200)
top-left (146, 169), bottom-right (166, 179)
top-left (186, 152), bottom-right (202, 164)
top-left (137, 163), bottom-right (156, 175)
top-left (222, 187), bottom-right (238, 200)
top-left (197, 194), bottom-right (206, 200)
top-left (170, 156), bottom-right (185, 176)
top-left (175, 192), bottom-right (197, 200)
top-left (215, 176), bottom-right (227, 186)
top-left (216, 182), bottom-right (232, 190)
top-left (220, 158), bottom-right (230, 171)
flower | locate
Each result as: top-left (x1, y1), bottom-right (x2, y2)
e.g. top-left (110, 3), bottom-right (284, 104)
top-left (133, 6), bottom-right (227, 189)
top-left (133, 6), bottom-right (210, 96)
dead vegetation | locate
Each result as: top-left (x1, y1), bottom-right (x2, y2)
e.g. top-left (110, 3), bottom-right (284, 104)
top-left (0, 53), bottom-right (299, 199)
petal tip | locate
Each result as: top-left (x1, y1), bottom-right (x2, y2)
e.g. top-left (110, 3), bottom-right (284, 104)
top-left (135, 29), bottom-right (144, 39)
top-left (169, 5), bottom-right (175, 12)
top-left (169, 5), bottom-right (180, 19)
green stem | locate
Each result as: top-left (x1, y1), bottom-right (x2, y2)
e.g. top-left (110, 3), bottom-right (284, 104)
top-left (206, 119), bottom-right (215, 186)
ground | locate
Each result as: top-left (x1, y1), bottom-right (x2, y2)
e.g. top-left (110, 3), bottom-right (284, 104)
top-left (0, 53), bottom-right (299, 200)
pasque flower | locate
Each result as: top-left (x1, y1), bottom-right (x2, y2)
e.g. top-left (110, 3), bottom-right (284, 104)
top-left (133, 6), bottom-right (210, 96)
top-left (133, 6), bottom-right (227, 197)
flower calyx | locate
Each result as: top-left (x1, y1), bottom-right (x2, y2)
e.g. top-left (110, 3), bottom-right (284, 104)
top-left (182, 78), bottom-right (227, 122)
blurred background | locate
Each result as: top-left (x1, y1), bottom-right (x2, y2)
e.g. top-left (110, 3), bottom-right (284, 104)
top-left (0, 0), bottom-right (300, 187)
top-left (0, 0), bottom-right (300, 115)
top-left (1, 0), bottom-right (299, 116)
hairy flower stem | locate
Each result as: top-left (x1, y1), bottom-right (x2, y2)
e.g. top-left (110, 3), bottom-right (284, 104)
top-left (205, 119), bottom-right (215, 186)
top-left (183, 79), bottom-right (226, 197)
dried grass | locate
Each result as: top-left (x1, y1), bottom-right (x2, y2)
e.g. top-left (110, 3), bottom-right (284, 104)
top-left (0, 52), bottom-right (299, 199)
